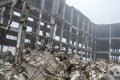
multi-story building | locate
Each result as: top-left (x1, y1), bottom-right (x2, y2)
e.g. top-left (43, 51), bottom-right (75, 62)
top-left (0, 0), bottom-right (119, 61)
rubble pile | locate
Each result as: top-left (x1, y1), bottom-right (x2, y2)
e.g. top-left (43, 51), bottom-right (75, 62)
top-left (0, 49), bottom-right (120, 80)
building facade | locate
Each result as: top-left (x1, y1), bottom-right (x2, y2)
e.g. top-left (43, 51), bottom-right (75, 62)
top-left (0, 0), bottom-right (119, 61)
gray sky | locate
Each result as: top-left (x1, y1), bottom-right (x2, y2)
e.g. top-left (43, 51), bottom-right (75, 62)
top-left (66, 0), bottom-right (120, 24)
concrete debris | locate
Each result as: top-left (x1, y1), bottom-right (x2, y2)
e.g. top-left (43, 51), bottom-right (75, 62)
top-left (0, 49), bottom-right (120, 80)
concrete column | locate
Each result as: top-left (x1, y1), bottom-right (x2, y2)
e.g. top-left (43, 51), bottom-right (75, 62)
top-left (85, 21), bottom-right (90, 60)
top-left (109, 24), bottom-right (111, 61)
top-left (53, 0), bottom-right (60, 15)
top-left (92, 24), bottom-right (97, 61)
top-left (0, 7), bottom-right (5, 52)
top-left (82, 17), bottom-right (85, 46)
top-left (117, 56), bottom-right (119, 62)
top-left (94, 40), bottom-right (97, 61)
top-left (0, 45), bottom-right (3, 52)
top-left (0, 7), bottom-right (5, 24)
top-left (82, 17), bottom-right (85, 31)
top-left (68, 26), bottom-right (72, 52)
top-left (113, 55), bottom-right (115, 61)
top-left (84, 35), bottom-right (88, 60)
top-left (60, 23), bottom-right (64, 50)
top-left (2, 6), bottom-right (10, 26)
top-left (68, 7), bottom-right (73, 52)
top-left (0, 8), bottom-right (3, 52)
top-left (85, 52), bottom-right (88, 61)
top-left (6, 0), bottom-right (17, 30)
top-left (76, 11), bottom-right (80, 54)
top-left (60, 2), bottom-right (65, 51)
top-left (80, 34), bottom-right (84, 57)
top-left (115, 56), bottom-right (117, 62)
top-left (35, 0), bottom-right (45, 45)
top-left (87, 21), bottom-right (90, 34)
top-left (76, 30), bottom-right (79, 53)
top-left (49, 17), bottom-right (56, 50)
top-left (112, 55), bottom-right (114, 61)
top-left (87, 22), bottom-right (90, 51)
top-left (29, 19), bottom-right (38, 49)
top-left (51, 0), bottom-right (59, 15)
top-left (49, 0), bottom-right (60, 40)
top-left (0, 31), bottom-right (5, 52)
top-left (49, 17), bottom-right (55, 39)
top-left (114, 56), bottom-right (115, 62)
top-left (91, 24), bottom-right (94, 37)
top-left (90, 38), bottom-right (93, 60)
top-left (0, 33), bottom-right (3, 52)
top-left (16, 0), bottom-right (31, 63)
top-left (80, 18), bottom-right (85, 57)
top-left (91, 24), bottom-right (94, 59)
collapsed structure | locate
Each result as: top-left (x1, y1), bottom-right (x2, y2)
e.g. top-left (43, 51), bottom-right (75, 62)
top-left (1, 48), bottom-right (120, 80)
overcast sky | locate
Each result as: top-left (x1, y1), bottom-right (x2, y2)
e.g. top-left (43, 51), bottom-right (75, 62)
top-left (66, 0), bottom-right (120, 24)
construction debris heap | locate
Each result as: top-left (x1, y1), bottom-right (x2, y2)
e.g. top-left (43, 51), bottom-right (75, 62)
top-left (0, 49), bottom-right (120, 80)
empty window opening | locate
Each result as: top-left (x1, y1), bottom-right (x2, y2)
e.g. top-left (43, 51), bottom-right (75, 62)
top-left (61, 47), bottom-right (66, 51)
top-left (39, 30), bottom-right (43, 36)
top-left (40, 22), bottom-right (44, 26)
top-left (70, 41), bottom-right (72, 44)
top-left (47, 25), bottom-right (50, 28)
top-left (110, 49), bottom-right (113, 52)
top-left (119, 49), bottom-right (120, 52)
top-left (46, 32), bottom-right (49, 37)
top-left (74, 42), bottom-right (76, 46)
top-left (37, 41), bottom-right (41, 45)
top-left (6, 35), bottom-right (17, 40)
top-left (78, 51), bottom-right (82, 54)
top-left (28, 17), bottom-right (34, 22)
top-left (8, 46), bottom-right (16, 55)
top-left (55, 36), bottom-right (60, 41)
top-left (82, 52), bottom-right (85, 55)
top-left (14, 11), bottom-right (20, 17)
top-left (54, 46), bottom-right (59, 49)
top-left (87, 46), bottom-right (89, 49)
top-left (26, 26), bottom-right (32, 32)
top-left (73, 50), bottom-right (77, 53)
top-left (90, 47), bottom-right (92, 50)
top-left (25, 39), bottom-right (31, 43)
top-left (3, 46), bottom-right (8, 52)
top-left (62, 38), bottom-right (67, 43)
top-left (68, 48), bottom-right (72, 52)
top-left (10, 21), bottom-right (19, 28)
top-left (79, 43), bottom-right (82, 47)
top-left (83, 45), bottom-right (85, 48)
top-left (3, 46), bottom-right (16, 55)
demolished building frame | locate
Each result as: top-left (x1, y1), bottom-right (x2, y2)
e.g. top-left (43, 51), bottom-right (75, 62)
top-left (0, 0), bottom-right (120, 61)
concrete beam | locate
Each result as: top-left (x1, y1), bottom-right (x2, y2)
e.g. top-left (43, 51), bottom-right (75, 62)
top-left (0, 0), bottom-right (12, 8)
top-left (97, 37), bottom-right (120, 40)
top-left (95, 51), bottom-right (109, 54)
